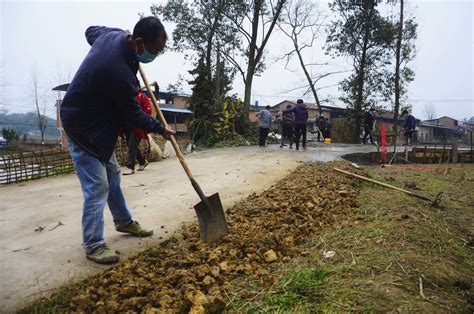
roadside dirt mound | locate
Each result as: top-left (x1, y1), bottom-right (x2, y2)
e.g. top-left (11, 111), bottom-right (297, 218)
top-left (29, 161), bottom-right (361, 313)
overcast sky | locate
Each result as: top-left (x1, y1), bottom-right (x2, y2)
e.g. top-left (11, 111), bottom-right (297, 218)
top-left (0, 0), bottom-right (473, 121)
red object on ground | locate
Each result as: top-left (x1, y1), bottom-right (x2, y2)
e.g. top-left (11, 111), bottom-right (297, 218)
top-left (380, 121), bottom-right (387, 163)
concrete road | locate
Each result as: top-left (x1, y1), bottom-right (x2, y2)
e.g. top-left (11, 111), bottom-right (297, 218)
top-left (0, 143), bottom-right (371, 312)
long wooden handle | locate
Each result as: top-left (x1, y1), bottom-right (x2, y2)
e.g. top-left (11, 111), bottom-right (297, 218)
top-left (138, 65), bottom-right (196, 183)
top-left (333, 167), bottom-right (431, 202)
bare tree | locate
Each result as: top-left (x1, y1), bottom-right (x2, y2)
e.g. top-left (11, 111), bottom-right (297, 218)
top-left (224, 0), bottom-right (287, 117)
top-left (278, 0), bottom-right (348, 113)
top-left (423, 103), bottom-right (437, 120)
top-left (30, 64), bottom-right (48, 144)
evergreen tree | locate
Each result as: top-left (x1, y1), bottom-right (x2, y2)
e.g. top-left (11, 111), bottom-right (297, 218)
top-left (326, 0), bottom-right (393, 143)
top-left (188, 56), bottom-right (217, 145)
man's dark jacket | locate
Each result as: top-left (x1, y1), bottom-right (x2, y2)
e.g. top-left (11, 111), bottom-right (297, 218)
top-left (404, 114), bottom-right (416, 130)
top-left (316, 116), bottom-right (325, 129)
top-left (364, 111), bottom-right (375, 128)
top-left (282, 103), bottom-right (308, 124)
top-left (61, 26), bottom-right (164, 162)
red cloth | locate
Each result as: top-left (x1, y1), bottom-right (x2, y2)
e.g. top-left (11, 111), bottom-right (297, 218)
top-left (133, 92), bottom-right (152, 140)
top-left (119, 92), bottom-right (152, 140)
top-left (380, 121), bottom-right (387, 163)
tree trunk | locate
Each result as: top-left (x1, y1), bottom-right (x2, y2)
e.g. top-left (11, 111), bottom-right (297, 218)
top-left (242, 0), bottom-right (262, 119)
top-left (215, 41), bottom-right (221, 104)
top-left (353, 2), bottom-right (373, 143)
top-left (243, 69), bottom-right (254, 117)
top-left (392, 0), bottom-right (404, 152)
top-left (295, 41), bottom-right (321, 113)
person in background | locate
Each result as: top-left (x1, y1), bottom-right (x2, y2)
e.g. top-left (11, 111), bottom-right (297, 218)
top-left (314, 114), bottom-right (326, 142)
top-left (60, 17), bottom-right (175, 264)
top-left (363, 107), bottom-right (376, 145)
top-left (256, 105), bottom-right (272, 147)
top-left (402, 109), bottom-right (416, 145)
top-left (280, 104), bottom-right (294, 148)
top-left (123, 85), bottom-right (152, 175)
top-left (324, 117), bottom-right (332, 139)
top-left (282, 99), bottom-right (308, 150)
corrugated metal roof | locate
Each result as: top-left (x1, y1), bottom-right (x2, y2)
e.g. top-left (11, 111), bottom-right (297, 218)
top-left (161, 108), bottom-right (193, 114)
top-left (420, 121), bottom-right (452, 129)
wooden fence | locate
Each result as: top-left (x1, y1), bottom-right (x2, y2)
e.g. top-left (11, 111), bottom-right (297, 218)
top-left (0, 149), bottom-right (74, 185)
top-left (0, 133), bottom-right (192, 186)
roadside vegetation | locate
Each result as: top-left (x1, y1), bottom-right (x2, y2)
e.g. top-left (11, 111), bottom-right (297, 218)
top-left (230, 163), bottom-right (473, 312)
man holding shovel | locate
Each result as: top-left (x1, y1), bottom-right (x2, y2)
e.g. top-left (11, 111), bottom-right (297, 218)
top-left (61, 17), bottom-right (175, 264)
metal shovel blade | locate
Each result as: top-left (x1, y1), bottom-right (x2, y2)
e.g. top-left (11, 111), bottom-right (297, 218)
top-left (194, 192), bottom-right (228, 242)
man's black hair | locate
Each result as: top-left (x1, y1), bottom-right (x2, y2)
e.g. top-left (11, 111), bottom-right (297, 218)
top-left (402, 109), bottom-right (409, 115)
top-left (265, 105), bottom-right (271, 109)
top-left (133, 16), bottom-right (167, 45)
top-left (297, 99), bottom-right (303, 104)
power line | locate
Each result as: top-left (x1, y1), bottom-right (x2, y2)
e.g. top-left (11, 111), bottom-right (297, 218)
top-left (246, 94), bottom-right (474, 102)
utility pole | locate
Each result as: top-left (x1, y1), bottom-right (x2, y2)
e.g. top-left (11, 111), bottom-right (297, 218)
top-left (215, 41), bottom-right (221, 106)
top-left (393, 0), bottom-right (404, 153)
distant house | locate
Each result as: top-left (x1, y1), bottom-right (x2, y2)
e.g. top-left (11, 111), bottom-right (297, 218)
top-left (250, 100), bottom-right (333, 125)
top-left (271, 100), bottom-right (333, 122)
top-left (459, 121), bottom-right (474, 145)
top-left (253, 100), bottom-right (423, 143)
top-left (419, 116), bottom-right (471, 144)
top-left (143, 88), bottom-right (193, 133)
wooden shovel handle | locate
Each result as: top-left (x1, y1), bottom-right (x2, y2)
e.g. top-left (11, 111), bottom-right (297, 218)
top-left (333, 167), bottom-right (432, 202)
top-left (138, 65), bottom-right (196, 184)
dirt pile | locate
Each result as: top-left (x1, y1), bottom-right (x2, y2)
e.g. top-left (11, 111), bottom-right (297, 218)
top-left (29, 161), bottom-right (361, 313)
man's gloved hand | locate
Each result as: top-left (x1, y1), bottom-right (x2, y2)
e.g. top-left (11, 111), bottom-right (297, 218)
top-left (162, 126), bottom-right (175, 140)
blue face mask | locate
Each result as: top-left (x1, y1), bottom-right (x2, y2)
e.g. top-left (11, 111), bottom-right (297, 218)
top-left (137, 43), bottom-right (157, 63)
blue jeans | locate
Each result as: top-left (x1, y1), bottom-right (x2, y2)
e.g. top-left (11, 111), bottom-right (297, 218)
top-left (68, 139), bottom-right (132, 253)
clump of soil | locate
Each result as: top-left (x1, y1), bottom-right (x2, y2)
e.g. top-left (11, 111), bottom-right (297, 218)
top-left (27, 161), bottom-right (360, 313)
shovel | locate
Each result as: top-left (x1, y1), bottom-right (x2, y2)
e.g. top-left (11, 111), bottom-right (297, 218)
top-left (333, 167), bottom-right (443, 207)
top-left (138, 65), bottom-right (229, 242)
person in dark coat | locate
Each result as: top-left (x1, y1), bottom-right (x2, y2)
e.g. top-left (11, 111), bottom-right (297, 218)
top-left (315, 114), bottom-right (326, 142)
top-left (282, 99), bottom-right (308, 150)
top-left (60, 17), bottom-right (175, 264)
top-left (402, 109), bottom-right (416, 145)
top-left (280, 104), bottom-right (294, 148)
top-left (363, 108), bottom-right (376, 144)
top-left (323, 118), bottom-right (332, 139)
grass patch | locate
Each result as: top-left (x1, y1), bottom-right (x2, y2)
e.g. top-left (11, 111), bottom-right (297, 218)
top-left (228, 266), bottom-right (330, 312)
top-left (262, 268), bottom-right (329, 311)
top-left (314, 164), bottom-right (474, 312)
top-left (232, 164), bottom-right (474, 312)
